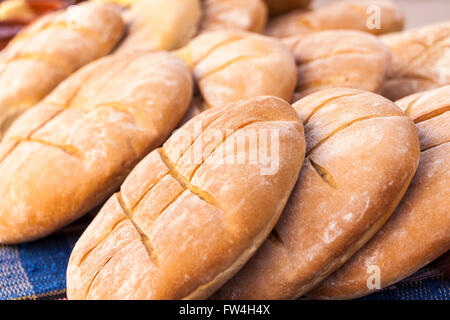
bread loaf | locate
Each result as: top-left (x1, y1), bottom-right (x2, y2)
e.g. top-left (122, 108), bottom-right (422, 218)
top-left (201, 0), bottom-right (267, 33)
top-left (0, 51), bottom-right (192, 244)
top-left (309, 85), bottom-right (450, 299)
top-left (263, 0), bottom-right (312, 17)
top-left (118, 0), bottom-right (202, 53)
top-left (285, 30), bottom-right (391, 101)
top-left (66, 96), bottom-right (306, 299)
top-left (381, 22), bottom-right (450, 101)
top-left (265, 0), bottom-right (404, 38)
top-left (175, 30), bottom-right (297, 118)
top-left (213, 88), bottom-right (420, 299)
top-left (0, 2), bottom-right (125, 139)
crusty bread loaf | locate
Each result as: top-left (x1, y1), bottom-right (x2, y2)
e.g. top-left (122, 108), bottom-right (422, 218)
top-left (308, 85), bottom-right (450, 300)
top-left (66, 96), bottom-right (306, 300)
top-left (201, 0), bottom-right (268, 33)
top-left (284, 30), bottom-right (391, 101)
top-left (175, 30), bottom-right (297, 118)
top-left (0, 2), bottom-right (125, 139)
top-left (381, 22), bottom-right (450, 101)
top-left (263, 0), bottom-right (312, 17)
top-left (0, 51), bottom-right (192, 244)
top-left (265, 0), bottom-right (404, 38)
top-left (118, 0), bottom-right (202, 53)
top-left (213, 88), bottom-right (420, 300)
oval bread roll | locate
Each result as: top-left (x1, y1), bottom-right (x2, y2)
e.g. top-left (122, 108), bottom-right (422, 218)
top-left (0, 51), bottom-right (193, 244)
top-left (176, 30), bottom-right (297, 119)
top-left (213, 88), bottom-right (420, 299)
top-left (263, 0), bottom-right (312, 17)
top-left (118, 0), bottom-right (202, 53)
top-left (0, 2), bottom-right (125, 139)
top-left (265, 0), bottom-right (404, 38)
top-left (309, 85), bottom-right (450, 299)
top-left (381, 22), bottom-right (450, 101)
top-left (66, 96), bottom-right (306, 300)
top-left (201, 0), bottom-right (268, 33)
top-left (285, 30), bottom-right (391, 101)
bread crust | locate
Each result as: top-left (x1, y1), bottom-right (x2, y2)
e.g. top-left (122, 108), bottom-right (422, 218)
top-left (175, 30), bottom-right (297, 119)
top-left (309, 86), bottom-right (450, 299)
top-left (263, 0), bottom-right (311, 17)
top-left (118, 0), bottom-right (202, 53)
top-left (0, 2), bottom-right (125, 139)
top-left (381, 22), bottom-right (450, 101)
top-left (265, 0), bottom-right (404, 38)
top-left (201, 0), bottom-right (268, 33)
top-left (284, 30), bottom-right (391, 101)
top-left (0, 51), bottom-right (192, 244)
top-left (66, 96), bottom-right (306, 299)
top-left (213, 88), bottom-right (420, 300)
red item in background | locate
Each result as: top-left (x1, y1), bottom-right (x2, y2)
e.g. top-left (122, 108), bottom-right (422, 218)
top-left (0, 0), bottom-right (82, 49)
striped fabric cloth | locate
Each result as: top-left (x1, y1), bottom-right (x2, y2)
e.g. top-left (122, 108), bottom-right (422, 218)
top-left (0, 212), bottom-right (448, 300)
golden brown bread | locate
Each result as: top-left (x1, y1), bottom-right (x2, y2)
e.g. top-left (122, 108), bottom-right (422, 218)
top-left (66, 96), bottom-right (306, 299)
top-left (381, 22), bottom-right (450, 101)
top-left (265, 0), bottom-right (404, 38)
top-left (309, 85), bottom-right (450, 299)
top-left (213, 88), bottom-right (420, 300)
top-left (0, 51), bottom-right (192, 244)
top-left (201, 0), bottom-right (268, 33)
top-left (284, 30), bottom-right (391, 101)
top-left (117, 0), bottom-right (202, 53)
top-left (263, 0), bottom-right (312, 17)
top-left (0, 2), bottom-right (125, 139)
top-left (175, 30), bottom-right (297, 118)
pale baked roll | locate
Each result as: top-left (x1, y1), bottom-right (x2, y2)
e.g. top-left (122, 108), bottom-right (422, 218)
top-left (201, 0), bottom-right (268, 33)
top-left (213, 88), bottom-right (420, 300)
top-left (263, 0), bottom-right (312, 17)
top-left (381, 22), bottom-right (450, 101)
top-left (175, 30), bottom-right (297, 118)
top-left (265, 0), bottom-right (404, 38)
top-left (117, 0), bottom-right (202, 53)
top-left (309, 85), bottom-right (450, 300)
top-left (0, 51), bottom-right (192, 244)
top-left (66, 96), bottom-right (306, 300)
top-left (0, 2), bottom-right (125, 139)
top-left (285, 30), bottom-right (391, 101)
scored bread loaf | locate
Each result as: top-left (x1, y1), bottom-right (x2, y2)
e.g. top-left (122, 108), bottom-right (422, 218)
top-left (265, 0), bottom-right (404, 38)
top-left (284, 30), bottom-right (391, 101)
top-left (66, 96), bottom-right (306, 300)
top-left (308, 85), bottom-right (450, 299)
top-left (213, 88), bottom-right (420, 300)
top-left (0, 51), bottom-right (192, 244)
top-left (0, 2), bottom-right (125, 139)
top-left (117, 0), bottom-right (202, 53)
top-left (263, 0), bottom-right (312, 17)
top-left (381, 22), bottom-right (450, 101)
top-left (175, 30), bottom-right (297, 120)
top-left (200, 0), bottom-right (268, 33)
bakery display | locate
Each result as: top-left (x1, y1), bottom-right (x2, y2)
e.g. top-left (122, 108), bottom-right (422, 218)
top-left (381, 22), bottom-right (450, 101)
top-left (0, 1), bottom-right (125, 139)
top-left (0, 0), bottom-right (448, 302)
top-left (66, 96), bottom-right (305, 299)
top-left (285, 30), bottom-right (391, 100)
top-left (309, 85), bottom-right (450, 299)
top-left (0, 51), bottom-right (192, 243)
top-left (213, 88), bottom-right (420, 299)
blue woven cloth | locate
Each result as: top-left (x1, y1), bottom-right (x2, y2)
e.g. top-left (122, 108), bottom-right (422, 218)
top-left (0, 214), bottom-right (448, 300)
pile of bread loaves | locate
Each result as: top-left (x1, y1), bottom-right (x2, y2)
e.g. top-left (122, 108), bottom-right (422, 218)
top-left (0, 0), bottom-right (448, 300)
